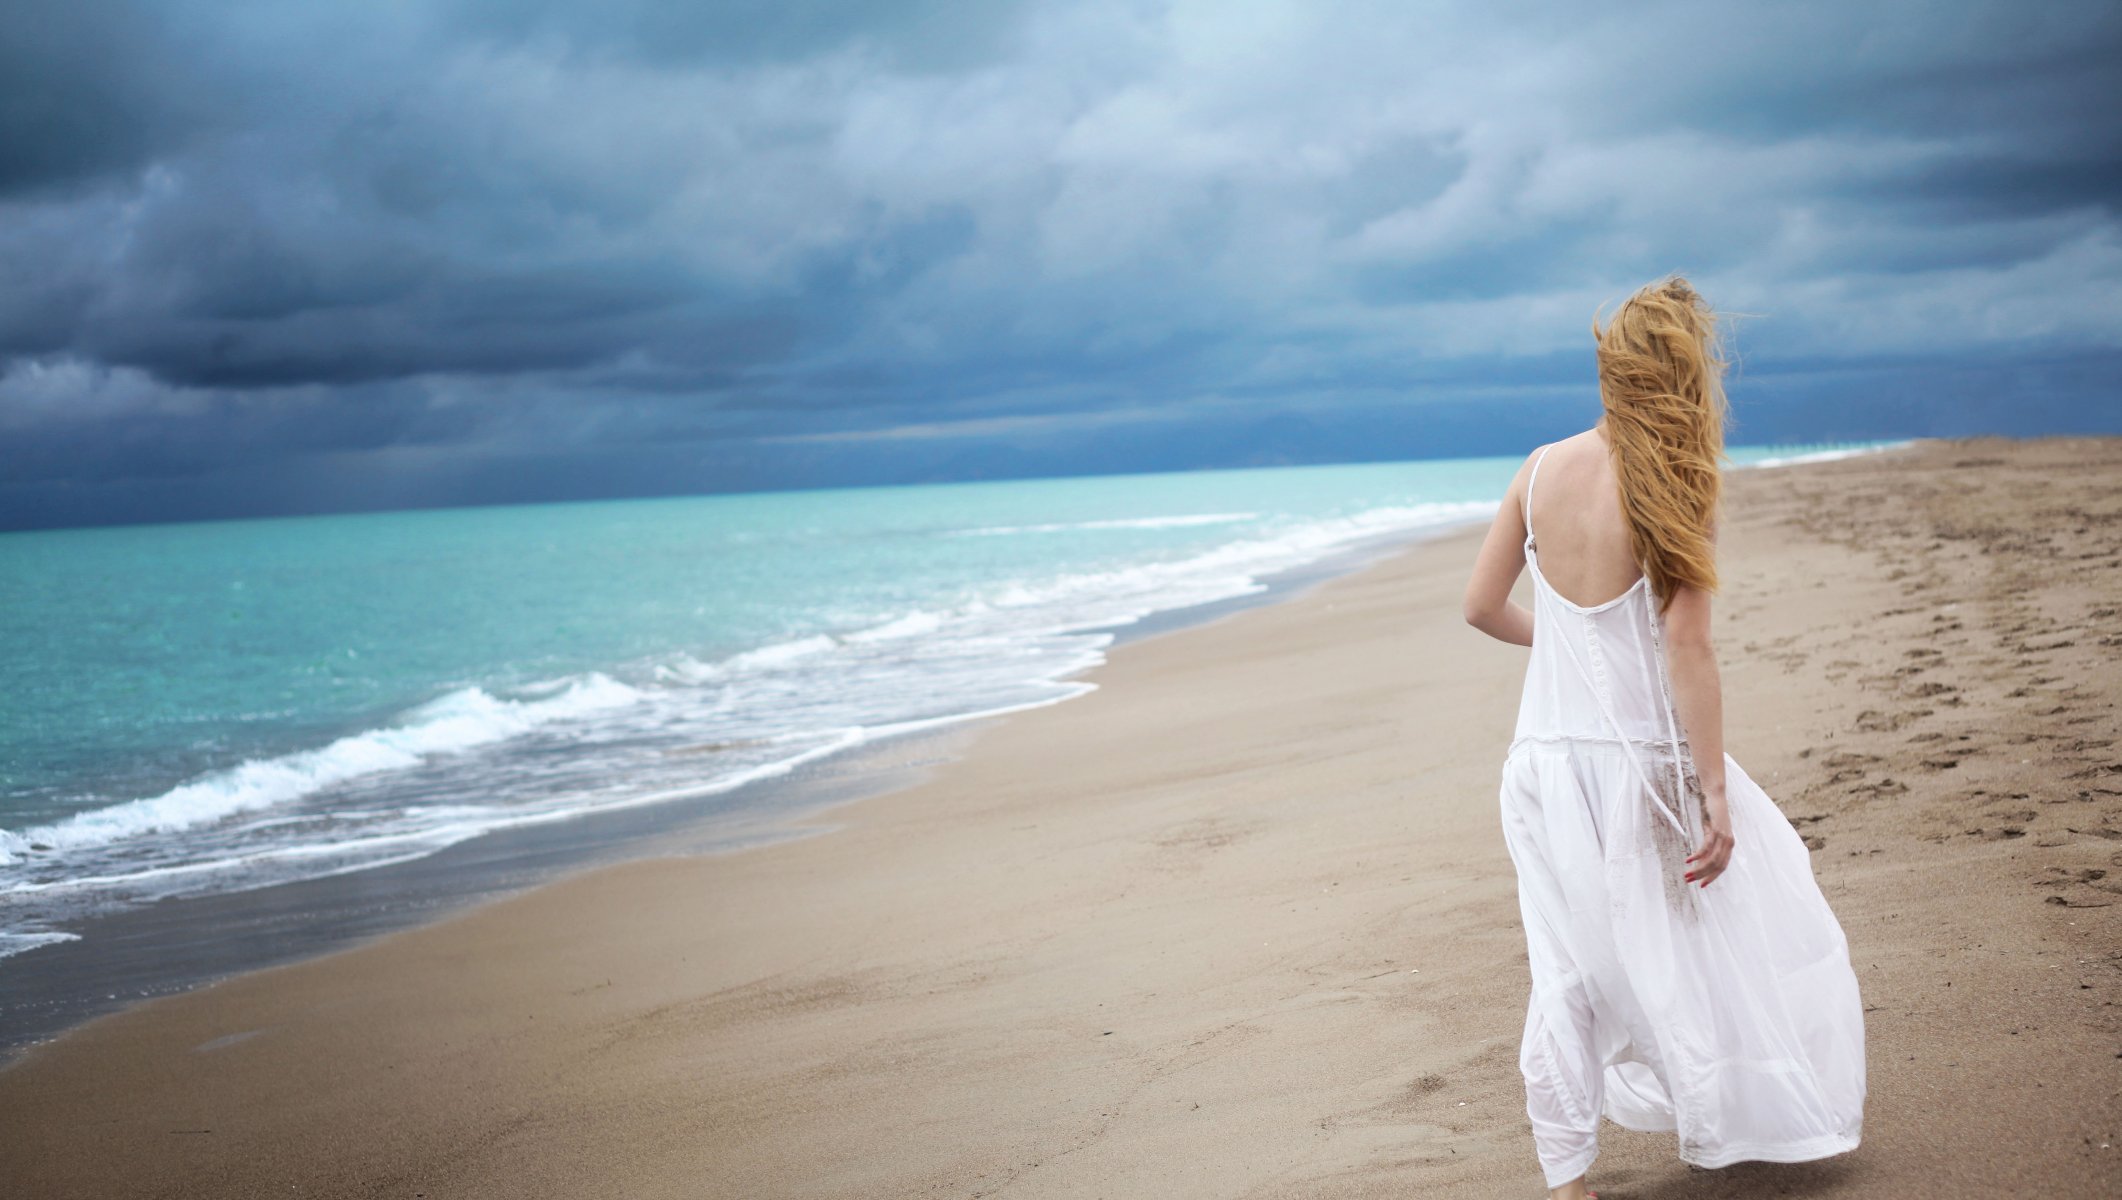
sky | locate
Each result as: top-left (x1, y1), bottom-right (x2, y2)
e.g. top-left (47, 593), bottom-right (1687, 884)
top-left (2, 0), bottom-right (2119, 530)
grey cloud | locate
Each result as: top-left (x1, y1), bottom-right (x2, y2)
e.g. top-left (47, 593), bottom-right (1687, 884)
top-left (0, 0), bottom-right (228, 196)
top-left (438, 0), bottom-right (1032, 70)
top-left (1, 0), bottom-right (2118, 529)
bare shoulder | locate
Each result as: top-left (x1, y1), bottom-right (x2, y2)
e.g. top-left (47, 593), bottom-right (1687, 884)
top-left (1535, 428), bottom-right (1605, 471)
top-left (1507, 442), bottom-right (1547, 490)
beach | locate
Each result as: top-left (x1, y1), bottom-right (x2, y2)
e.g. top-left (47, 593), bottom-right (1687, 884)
top-left (3, 436), bottom-right (2117, 1197)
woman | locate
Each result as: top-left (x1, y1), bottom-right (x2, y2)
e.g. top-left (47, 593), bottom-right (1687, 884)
top-left (1461, 277), bottom-right (1866, 1198)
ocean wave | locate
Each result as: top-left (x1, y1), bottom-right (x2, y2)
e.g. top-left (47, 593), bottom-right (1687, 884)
top-left (1737, 441), bottom-right (1913, 470)
top-left (0, 698), bottom-right (1072, 907)
top-left (980, 500), bottom-right (1494, 618)
top-left (949, 512), bottom-right (1260, 536)
top-left (846, 609), bottom-right (955, 643)
top-left (673, 500), bottom-right (1490, 689)
top-left (0, 930), bottom-right (81, 961)
top-left (653, 634), bottom-right (843, 684)
top-left (0, 673), bottom-right (642, 866)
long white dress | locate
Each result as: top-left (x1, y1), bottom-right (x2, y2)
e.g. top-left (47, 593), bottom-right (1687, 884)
top-left (1499, 446), bottom-right (1866, 1188)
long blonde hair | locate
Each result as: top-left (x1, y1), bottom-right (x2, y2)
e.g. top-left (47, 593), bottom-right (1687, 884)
top-left (1594, 276), bottom-right (1730, 612)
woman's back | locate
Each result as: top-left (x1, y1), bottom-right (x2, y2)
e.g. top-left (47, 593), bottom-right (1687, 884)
top-left (1512, 438), bottom-right (1682, 757)
top-left (1521, 432), bottom-right (1644, 611)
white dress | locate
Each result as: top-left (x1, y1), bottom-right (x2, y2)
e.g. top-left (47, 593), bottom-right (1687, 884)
top-left (1499, 446), bottom-right (1865, 1188)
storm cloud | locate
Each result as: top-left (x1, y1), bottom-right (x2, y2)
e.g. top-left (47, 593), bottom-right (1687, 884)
top-left (2, 0), bottom-right (2119, 528)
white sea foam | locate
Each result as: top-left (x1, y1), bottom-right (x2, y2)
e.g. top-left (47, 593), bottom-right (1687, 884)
top-left (979, 500), bottom-right (1493, 620)
top-left (0, 715), bottom-right (984, 904)
top-left (676, 635), bottom-right (841, 681)
top-left (951, 512), bottom-right (1260, 536)
top-left (1738, 441), bottom-right (1913, 470)
top-left (0, 930), bottom-right (81, 961)
top-left (846, 609), bottom-right (947, 642)
top-left (0, 673), bottom-right (641, 865)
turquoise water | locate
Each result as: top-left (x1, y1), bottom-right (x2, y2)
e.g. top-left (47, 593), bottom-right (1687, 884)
top-left (0, 443), bottom-right (1896, 958)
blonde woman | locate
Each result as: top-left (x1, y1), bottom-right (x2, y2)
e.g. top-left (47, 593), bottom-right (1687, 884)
top-left (1461, 278), bottom-right (1866, 1198)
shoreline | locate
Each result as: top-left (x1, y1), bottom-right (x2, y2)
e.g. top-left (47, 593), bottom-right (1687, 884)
top-left (0, 441), bottom-right (1894, 1032)
top-left (5, 435), bottom-right (2116, 1198)
top-left (0, 515), bottom-right (1473, 1061)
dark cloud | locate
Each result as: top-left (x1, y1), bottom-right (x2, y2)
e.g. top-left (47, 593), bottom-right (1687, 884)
top-left (1, 0), bottom-right (2118, 530)
top-left (438, 0), bottom-right (1030, 70)
top-left (0, 1), bottom-right (226, 196)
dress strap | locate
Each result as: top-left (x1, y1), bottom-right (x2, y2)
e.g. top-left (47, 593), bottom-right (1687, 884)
top-left (1524, 445), bottom-right (1553, 541)
top-left (1645, 606), bottom-right (1704, 847)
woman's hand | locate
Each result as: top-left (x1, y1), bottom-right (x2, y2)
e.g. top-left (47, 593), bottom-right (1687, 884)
top-left (1665, 582), bottom-right (1729, 889)
top-left (1685, 788), bottom-right (1733, 887)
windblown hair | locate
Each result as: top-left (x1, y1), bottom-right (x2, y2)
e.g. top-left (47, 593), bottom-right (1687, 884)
top-left (1594, 276), bottom-right (1731, 612)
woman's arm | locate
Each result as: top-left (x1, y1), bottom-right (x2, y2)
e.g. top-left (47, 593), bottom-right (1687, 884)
top-left (1664, 581), bottom-right (1735, 886)
top-left (1462, 451), bottom-right (1538, 647)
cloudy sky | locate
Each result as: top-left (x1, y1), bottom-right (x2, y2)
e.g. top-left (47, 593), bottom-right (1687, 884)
top-left (2, 0), bottom-right (2118, 529)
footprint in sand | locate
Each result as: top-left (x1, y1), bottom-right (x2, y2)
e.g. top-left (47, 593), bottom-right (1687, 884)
top-left (1855, 708), bottom-right (1931, 733)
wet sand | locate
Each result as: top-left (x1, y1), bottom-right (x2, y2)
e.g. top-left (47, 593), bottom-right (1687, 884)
top-left (3, 436), bottom-right (2117, 1198)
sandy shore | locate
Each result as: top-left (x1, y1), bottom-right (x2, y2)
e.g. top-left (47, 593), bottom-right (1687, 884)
top-left (4, 437), bottom-right (2118, 1199)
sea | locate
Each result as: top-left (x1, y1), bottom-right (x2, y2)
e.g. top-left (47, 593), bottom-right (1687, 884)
top-left (0, 443), bottom-right (1897, 1049)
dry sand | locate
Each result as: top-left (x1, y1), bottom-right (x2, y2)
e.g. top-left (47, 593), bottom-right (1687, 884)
top-left (3, 436), bottom-right (2118, 1199)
